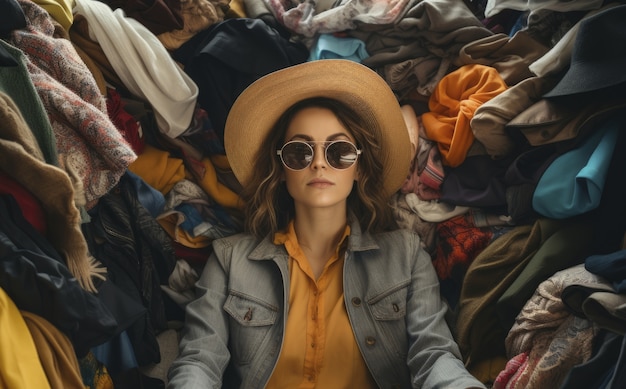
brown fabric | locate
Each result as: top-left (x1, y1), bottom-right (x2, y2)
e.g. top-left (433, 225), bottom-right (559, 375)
top-left (458, 30), bottom-right (550, 86)
top-left (157, 0), bottom-right (229, 50)
top-left (471, 75), bottom-right (558, 159)
top-left (507, 97), bottom-right (626, 146)
top-left (21, 311), bottom-right (87, 389)
top-left (101, 0), bottom-right (184, 35)
top-left (0, 92), bottom-right (105, 292)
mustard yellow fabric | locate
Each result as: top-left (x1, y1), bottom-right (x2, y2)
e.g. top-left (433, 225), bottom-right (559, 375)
top-left (128, 144), bottom-right (186, 195)
top-left (226, 0), bottom-right (247, 18)
top-left (193, 157), bottom-right (243, 210)
top-left (129, 144), bottom-right (243, 210)
top-left (267, 222), bottom-right (377, 388)
top-left (21, 311), bottom-right (87, 389)
top-left (33, 0), bottom-right (74, 31)
top-left (0, 288), bottom-right (51, 389)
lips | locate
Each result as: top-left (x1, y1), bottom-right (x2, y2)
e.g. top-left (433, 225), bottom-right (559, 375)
top-left (308, 178), bottom-right (333, 187)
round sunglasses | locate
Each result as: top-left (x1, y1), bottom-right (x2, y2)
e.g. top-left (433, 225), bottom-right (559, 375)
top-left (276, 140), bottom-right (362, 171)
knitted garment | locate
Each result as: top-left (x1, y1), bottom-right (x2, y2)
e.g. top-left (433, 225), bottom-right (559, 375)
top-left (8, 0), bottom-right (136, 209)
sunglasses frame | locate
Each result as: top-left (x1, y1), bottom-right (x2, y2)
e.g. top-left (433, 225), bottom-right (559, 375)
top-left (276, 140), bottom-right (362, 171)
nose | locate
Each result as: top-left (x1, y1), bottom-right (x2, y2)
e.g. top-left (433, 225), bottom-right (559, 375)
top-left (310, 143), bottom-right (327, 169)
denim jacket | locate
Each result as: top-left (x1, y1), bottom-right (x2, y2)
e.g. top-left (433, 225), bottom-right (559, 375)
top-left (167, 218), bottom-right (486, 389)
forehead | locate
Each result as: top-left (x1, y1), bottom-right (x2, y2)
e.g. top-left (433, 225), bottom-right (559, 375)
top-left (284, 106), bottom-right (354, 141)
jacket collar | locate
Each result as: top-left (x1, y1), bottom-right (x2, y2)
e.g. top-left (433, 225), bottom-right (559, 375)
top-left (247, 213), bottom-right (379, 261)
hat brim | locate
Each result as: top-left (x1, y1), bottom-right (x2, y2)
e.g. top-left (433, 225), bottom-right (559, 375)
top-left (543, 60), bottom-right (626, 98)
top-left (224, 59), bottom-right (411, 199)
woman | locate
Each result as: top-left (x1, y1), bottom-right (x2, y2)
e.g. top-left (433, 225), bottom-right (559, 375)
top-left (167, 59), bottom-right (485, 389)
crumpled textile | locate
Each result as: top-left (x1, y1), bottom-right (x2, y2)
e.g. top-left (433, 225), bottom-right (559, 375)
top-left (422, 63), bottom-right (507, 167)
top-left (8, 0), bottom-right (137, 208)
top-left (265, 0), bottom-right (409, 38)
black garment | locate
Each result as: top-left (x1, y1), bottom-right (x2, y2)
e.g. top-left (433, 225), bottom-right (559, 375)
top-left (98, 0), bottom-right (184, 35)
top-left (172, 17), bottom-right (309, 147)
top-left (560, 330), bottom-right (626, 389)
top-left (503, 143), bottom-right (557, 224)
top-left (83, 173), bottom-right (177, 365)
top-left (586, 124), bottom-right (626, 255)
top-left (0, 194), bottom-right (118, 356)
top-left (0, 0), bottom-right (26, 37)
top-left (440, 154), bottom-right (509, 212)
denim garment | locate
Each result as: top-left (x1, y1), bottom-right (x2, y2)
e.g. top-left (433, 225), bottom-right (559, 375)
top-left (168, 218), bottom-right (485, 389)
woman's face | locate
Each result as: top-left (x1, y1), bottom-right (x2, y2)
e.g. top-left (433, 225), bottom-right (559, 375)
top-left (280, 106), bottom-right (359, 213)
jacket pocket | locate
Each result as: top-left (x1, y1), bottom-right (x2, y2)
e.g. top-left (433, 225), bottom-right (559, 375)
top-left (368, 282), bottom-right (408, 321)
top-left (224, 292), bottom-right (278, 365)
top-left (367, 283), bottom-right (409, 361)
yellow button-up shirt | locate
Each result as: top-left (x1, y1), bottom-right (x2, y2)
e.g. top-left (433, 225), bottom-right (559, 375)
top-left (266, 221), bottom-right (377, 388)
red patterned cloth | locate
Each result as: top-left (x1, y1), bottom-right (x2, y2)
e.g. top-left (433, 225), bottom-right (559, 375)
top-left (432, 214), bottom-right (494, 280)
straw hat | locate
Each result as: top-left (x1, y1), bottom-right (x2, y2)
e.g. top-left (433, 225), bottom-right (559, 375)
top-left (224, 59), bottom-right (411, 198)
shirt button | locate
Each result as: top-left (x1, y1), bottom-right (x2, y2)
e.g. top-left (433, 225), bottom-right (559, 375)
top-left (351, 297), bottom-right (361, 306)
top-left (365, 336), bottom-right (376, 346)
top-left (392, 303), bottom-right (399, 312)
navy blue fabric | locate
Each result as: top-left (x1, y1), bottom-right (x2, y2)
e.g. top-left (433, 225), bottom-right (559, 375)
top-left (173, 18), bottom-right (309, 146)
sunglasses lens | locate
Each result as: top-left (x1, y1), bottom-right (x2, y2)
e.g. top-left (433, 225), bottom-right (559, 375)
top-left (279, 141), bottom-right (360, 170)
top-left (281, 142), bottom-right (313, 170)
top-left (327, 141), bottom-right (359, 169)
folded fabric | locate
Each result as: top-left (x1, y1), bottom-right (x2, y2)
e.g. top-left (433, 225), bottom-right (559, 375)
top-left (558, 265), bottom-right (626, 334)
top-left (472, 76), bottom-right (555, 160)
top-left (582, 292), bottom-right (626, 335)
top-left (128, 144), bottom-right (186, 195)
top-left (405, 193), bottom-right (469, 223)
top-left (458, 30), bottom-right (549, 86)
top-left (0, 288), bottom-right (51, 389)
top-left (585, 248), bottom-right (626, 293)
top-left (73, 0), bottom-right (198, 138)
top-left (532, 117), bottom-right (620, 219)
top-left (308, 33), bottom-right (369, 62)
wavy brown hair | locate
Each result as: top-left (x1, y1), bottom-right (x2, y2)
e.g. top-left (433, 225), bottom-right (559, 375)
top-left (240, 97), bottom-right (397, 239)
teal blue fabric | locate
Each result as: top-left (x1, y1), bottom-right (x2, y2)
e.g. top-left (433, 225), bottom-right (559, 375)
top-left (532, 116), bottom-right (620, 219)
top-left (308, 33), bottom-right (369, 62)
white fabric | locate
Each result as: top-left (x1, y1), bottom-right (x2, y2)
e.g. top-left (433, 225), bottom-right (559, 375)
top-left (73, 0), bottom-right (198, 138)
top-left (404, 193), bottom-right (469, 223)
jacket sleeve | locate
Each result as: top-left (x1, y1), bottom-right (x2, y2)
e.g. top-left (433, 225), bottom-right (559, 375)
top-left (405, 231), bottom-right (487, 389)
top-left (167, 241), bottom-right (232, 388)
